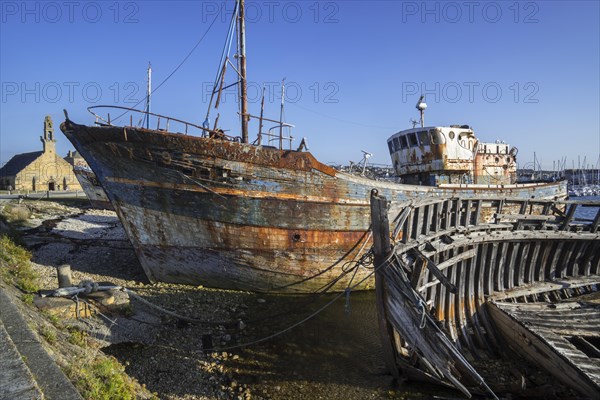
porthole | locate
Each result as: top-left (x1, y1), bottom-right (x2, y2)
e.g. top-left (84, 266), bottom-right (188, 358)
top-left (448, 131), bottom-right (455, 140)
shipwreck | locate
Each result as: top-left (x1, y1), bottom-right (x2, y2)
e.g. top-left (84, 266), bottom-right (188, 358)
top-left (370, 192), bottom-right (600, 398)
top-left (60, 0), bottom-right (566, 293)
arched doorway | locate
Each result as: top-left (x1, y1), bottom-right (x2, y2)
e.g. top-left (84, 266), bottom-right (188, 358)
top-left (48, 180), bottom-right (56, 191)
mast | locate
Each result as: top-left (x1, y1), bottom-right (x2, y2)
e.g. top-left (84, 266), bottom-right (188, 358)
top-left (279, 78), bottom-right (285, 150)
top-left (238, 0), bottom-right (249, 143)
top-left (416, 95), bottom-right (427, 128)
top-left (146, 62), bottom-right (152, 129)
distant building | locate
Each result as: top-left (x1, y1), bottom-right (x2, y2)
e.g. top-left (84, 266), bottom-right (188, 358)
top-left (64, 150), bottom-right (88, 169)
top-left (0, 116), bottom-right (83, 192)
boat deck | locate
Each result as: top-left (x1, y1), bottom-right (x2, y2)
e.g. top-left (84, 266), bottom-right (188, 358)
top-left (488, 292), bottom-right (600, 398)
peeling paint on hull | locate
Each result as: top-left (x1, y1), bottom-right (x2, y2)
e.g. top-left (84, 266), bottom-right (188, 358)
top-left (60, 121), bottom-right (567, 292)
top-left (74, 168), bottom-right (112, 210)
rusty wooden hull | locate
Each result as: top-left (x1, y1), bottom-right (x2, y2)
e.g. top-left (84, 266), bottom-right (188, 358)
top-left (60, 120), bottom-right (567, 292)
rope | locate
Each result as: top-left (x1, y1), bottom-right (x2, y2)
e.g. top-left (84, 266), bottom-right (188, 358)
top-left (122, 288), bottom-right (235, 326)
top-left (344, 288), bottom-right (351, 314)
top-left (44, 254), bottom-right (397, 354)
top-left (270, 229), bottom-right (373, 291)
top-left (211, 257), bottom-right (393, 352)
top-left (417, 298), bottom-right (427, 329)
top-left (289, 102), bottom-right (396, 130)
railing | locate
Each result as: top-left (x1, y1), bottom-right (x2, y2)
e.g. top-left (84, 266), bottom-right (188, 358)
top-left (87, 106), bottom-right (241, 142)
top-left (393, 197), bottom-right (600, 246)
top-left (245, 113), bottom-right (296, 150)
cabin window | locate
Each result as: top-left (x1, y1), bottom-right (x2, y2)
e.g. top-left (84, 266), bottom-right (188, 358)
top-left (399, 135), bottom-right (408, 149)
top-left (407, 132), bottom-right (418, 147)
top-left (417, 131), bottom-right (430, 146)
top-left (387, 140), bottom-right (394, 153)
top-left (392, 137), bottom-right (400, 151)
top-left (429, 129), bottom-right (445, 145)
top-left (448, 131), bottom-right (455, 140)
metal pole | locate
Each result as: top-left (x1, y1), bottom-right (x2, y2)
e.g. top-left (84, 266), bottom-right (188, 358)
top-left (258, 86), bottom-right (265, 145)
top-left (279, 78), bottom-right (285, 150)
top-left (147, 62), bottom-right (152, 129)
top-left (238, 0), bottom-right (249, 143)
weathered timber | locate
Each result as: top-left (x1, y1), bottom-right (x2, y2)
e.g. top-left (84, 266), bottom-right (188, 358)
top-left (370, 189), bottom-right (399, 380)
top-left (372, 194), bottom-right (600, 397)
top-left (488, 301), bottom-right (600, 398)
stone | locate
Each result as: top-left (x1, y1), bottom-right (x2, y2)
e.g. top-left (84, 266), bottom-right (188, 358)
top-left (33, 296), bottom-right (93, 319)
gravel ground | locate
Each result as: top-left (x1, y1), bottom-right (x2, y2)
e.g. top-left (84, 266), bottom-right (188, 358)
top-left (9, 200), bottom-right (418, 400)
top-left (4, 200), bottom-right (578, 400)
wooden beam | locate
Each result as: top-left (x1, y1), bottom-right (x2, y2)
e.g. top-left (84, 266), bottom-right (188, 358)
top-left (561, 204), bottom-right (577, 230)
top-left (370, 190), bottom-right (399, 380)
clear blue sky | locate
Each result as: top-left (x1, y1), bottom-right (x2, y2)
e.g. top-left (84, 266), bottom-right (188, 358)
top-left (1, 0), bottom-right (599, 170)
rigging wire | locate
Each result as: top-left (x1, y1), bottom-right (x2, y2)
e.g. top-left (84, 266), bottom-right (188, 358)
top-left (289, 102), bottom-right (397, 130)
top-left (110, 3), bottom-right (225, 124)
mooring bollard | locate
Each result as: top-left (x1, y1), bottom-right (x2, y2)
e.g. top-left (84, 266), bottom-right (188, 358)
top-left (56, 264), bottom-right (72, 288)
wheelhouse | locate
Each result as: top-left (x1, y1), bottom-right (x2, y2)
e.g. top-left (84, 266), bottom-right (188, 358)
top-left (387, 125), bottom-right (516, 185)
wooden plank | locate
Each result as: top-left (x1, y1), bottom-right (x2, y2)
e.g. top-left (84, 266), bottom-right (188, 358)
top-left (424, 204), bottom-right (432, 236)
top-left (495, 199), bottom-right (504, 224)
top-left (473, 199), bottom-right (482, 226)
top-left (415, 250), bottom-right (460, 293)
top-left (485, 242), bottom-right (499, 295)
top-left (514, 242), bottom-right (529, 287)
top-left (464, 199), bottom-right (472, 227)
top-left (370, 190), bottom-right (399, 380)
top-left (487, 302), bottom-right (600, 398)
top-left (591, 208), bottom-right (600, 233)
top-left (454, 199), bottom-right (462, 229)
top-left (494, 214), bottom-right (557, 221)
top-left (403, 209), bottom-right (413, 244)
top-left (495, 242), bottom-right (509, 291)
top-left (414, 207), bottom-right (423, 239)
top-left (503, 242), bottom-right (519, 290)
top-left (546, 241), bottom-right (564, 280)
top-left (433, 248), bottom-right (477, 272)
top-left (433, 202), bottom-right (441, 234)
top-left (561, 204), bottom-right (578, 230)
top-left (410, 257), bottom-right (426, 290)
top-left (443, 199), bottom-right (452, 230)
top-left (519, 200), bottom-right (529, 215)
top-left (488, 275), bottom-right (600, 301)
top-left (381, 259), bottom-right (497, 398)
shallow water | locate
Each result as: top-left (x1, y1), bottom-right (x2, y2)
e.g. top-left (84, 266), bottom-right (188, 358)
top-left (573, 195), bottom-right (600, 221)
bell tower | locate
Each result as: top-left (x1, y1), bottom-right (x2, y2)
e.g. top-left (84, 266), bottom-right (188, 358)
top-left (41, 115), bottom-right (56, 153)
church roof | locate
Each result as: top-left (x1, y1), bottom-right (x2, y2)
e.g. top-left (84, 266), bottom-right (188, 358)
top-left (0, 151), bottom-right (43, 177)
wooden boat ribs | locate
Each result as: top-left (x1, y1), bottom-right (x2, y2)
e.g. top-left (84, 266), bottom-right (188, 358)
top-left (371, 193), bottom-right (600, 398)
